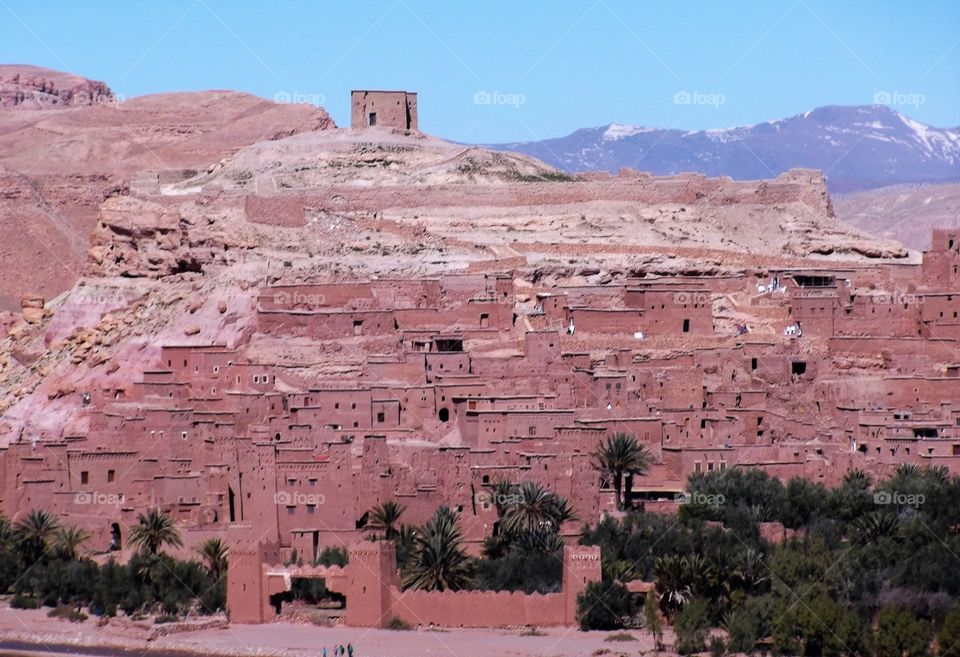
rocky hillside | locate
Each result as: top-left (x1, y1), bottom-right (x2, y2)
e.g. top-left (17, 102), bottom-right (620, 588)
top-left (0, 65), bottom-right (114, 109)
top-left (0, 65), bottom-right (335, 309)
top-left (834, 182), bottom-right (960, 250)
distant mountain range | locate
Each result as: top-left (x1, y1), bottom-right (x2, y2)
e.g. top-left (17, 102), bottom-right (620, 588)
top-left (486, 105), bottom-right (960, 193)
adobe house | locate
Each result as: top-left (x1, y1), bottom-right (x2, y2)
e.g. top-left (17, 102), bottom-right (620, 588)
top-left (8, 228), bottom-right (960, 592)
top-left (351, 90), bottom-right (418, 131)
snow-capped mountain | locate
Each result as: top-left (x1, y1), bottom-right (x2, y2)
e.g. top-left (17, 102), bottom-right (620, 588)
top-left (486, 105), bottom-right (960, 192)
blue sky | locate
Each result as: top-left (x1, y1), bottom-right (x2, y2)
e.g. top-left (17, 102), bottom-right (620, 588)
top-left (1, 1), bottom-right (958, 142)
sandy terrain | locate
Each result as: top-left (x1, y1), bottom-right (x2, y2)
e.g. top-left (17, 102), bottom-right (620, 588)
top-left (0, 605), bottom-right (669, 657)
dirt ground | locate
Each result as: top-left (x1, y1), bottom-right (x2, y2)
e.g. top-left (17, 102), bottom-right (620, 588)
top-left (0, 605), bottom-right (674, 657)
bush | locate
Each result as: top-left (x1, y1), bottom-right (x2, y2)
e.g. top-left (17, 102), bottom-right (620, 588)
top-left (10, 593), bottom-right (39, 609)
top-left (385, 615), bottom-right (412, 630)
top-left (471, 549), bottom-right (563, 594)
top-left (873, 605), bottom-right (932, 657)
top-left (674, 598), bottom-right (711, 655)
top-left (47, 605), bottom-right (87, 622)
top-left (198, 580), bottom-right (226, 614)
top-left (576, 580), bottom-right (635, 631)
top-left (708, 635), bottom-right (726, 657)
top-left (315, 546), bottom-right (349, 567)
top-left (939, 607), bottom-right (960, 657)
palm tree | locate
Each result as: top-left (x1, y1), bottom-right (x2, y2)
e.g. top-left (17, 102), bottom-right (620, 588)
top-left (502, 482), bottom-right (570, 536)
top-left (851, 510), bottom-right (899, 544)
top-left (401, 506), bottom-right (472, 592)
top-left (927, 464), bottom-right (949, 483)
top-left (842, 468), bottom-right (871, 488)
top-left (487, 479), bottom-right (517, 517)
top-left (395, 524), bottom-right (418, 569)
top-left (53, 525), bottom-right (90, 561)
top-left (733, 548), bottom-right (768, 594)
top-left (895, 463), bottom-right (922, 480)
top-left (592, 433), bottom-right (653, 510)
top-left (14, 509), bottom-right (60, 563)
top-left (196, 537), bottom-right (229, 580)
top-left (366, 501), bottom-right (406, 541)
top-left (654, 554), bottom-right (692, 619)
top-left (0, 515), bottom-right (16, 552)
top-left (127, 509), bottom-right (183, 556)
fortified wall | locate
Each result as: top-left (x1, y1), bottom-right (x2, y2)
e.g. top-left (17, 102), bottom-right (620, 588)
top-left (227, 539), bottom-right (600, 628)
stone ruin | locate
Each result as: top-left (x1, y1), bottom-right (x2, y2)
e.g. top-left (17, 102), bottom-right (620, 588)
top-left (350, 90), bottom-right (418, 131)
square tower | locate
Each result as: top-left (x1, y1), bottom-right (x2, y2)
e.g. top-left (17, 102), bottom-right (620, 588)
top-left (351, 90), bottom-right (418, 131)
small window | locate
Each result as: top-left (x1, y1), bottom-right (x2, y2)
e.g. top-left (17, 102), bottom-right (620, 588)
top-left (368, 112), bottom-right (377, 126)
top-left (80, 471), bottom-right (89, 485)
top-left (682, 319), bottom-right (690, 333)
top-left (377, 411), bottom-right (386, 423)
top-left (107, 469), bottom-right (115, 483)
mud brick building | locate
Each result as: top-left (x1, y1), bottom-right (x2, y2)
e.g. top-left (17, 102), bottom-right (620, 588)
top-left (350, 90), bottom-right (418, 131)
top-left (3, 228), bottom-right (960, 627)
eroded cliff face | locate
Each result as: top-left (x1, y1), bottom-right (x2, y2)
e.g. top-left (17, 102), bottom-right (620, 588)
top-left (0, 65), bottom-right (116, 109)
top-left (0, 65), bottom-right (335, 309)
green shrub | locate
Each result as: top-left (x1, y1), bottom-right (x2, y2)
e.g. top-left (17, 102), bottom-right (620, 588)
top-left (10, 593), bottom-right (39, 609)
top-left (576, 580), bottom-right (635, 631)
top-left (315, 546), bottom-right (349, 567)
top-left (674, 599), bottom-right (711, 655)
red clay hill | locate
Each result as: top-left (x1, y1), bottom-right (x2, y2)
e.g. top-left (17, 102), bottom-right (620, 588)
top-left (0, 65), bottom-right (334, 310)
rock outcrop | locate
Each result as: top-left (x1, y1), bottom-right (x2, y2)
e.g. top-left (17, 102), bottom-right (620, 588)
top-left (0, 65), bottom-right (336, 307)
top-left (0, 65), bottom-right (115, 109)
